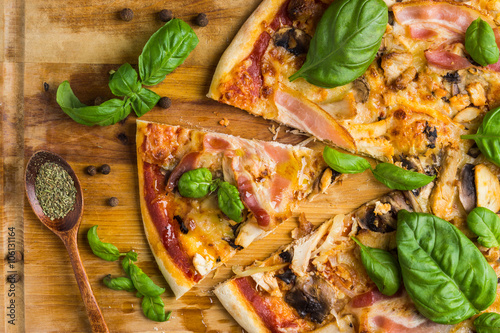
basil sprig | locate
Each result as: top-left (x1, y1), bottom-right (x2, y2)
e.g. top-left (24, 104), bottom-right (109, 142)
top-left (57, 18), bottom-right (198, 126)
top-left (322, 147), bottom-right (435, 190)
top-left (352, 237), bottom-right (401, 296)
top-left (178, 168), bottom-right (244, 222)
top-left (467, 207), bottom-right (500, 248)
top-left (462, 106), bottom-right (500, 167)
top-left (323, 146), bottom-right (370, 173)
top-left (289, 0), bottom-right (388, 88)
top-left (465, 18), bottom-right (499, 67)
top-left (87, 226), bottom-right (171, 322)
top-left (370, 163), bottom-right (435, 190)
top-left (397, 210), bottom-right (497, 324)
top-left (474, 312), bottom-right (500, 333)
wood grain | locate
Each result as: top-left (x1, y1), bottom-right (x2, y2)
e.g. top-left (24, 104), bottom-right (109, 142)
top-left (2, 0), bottom-right (389, 332)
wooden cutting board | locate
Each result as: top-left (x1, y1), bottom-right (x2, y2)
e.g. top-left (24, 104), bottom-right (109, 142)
top-left (1, 0), bottom-right (390, 332)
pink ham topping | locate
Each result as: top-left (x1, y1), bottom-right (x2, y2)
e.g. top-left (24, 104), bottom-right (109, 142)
top-left (351, 288), bottom-right (403, 308)
top-left (274, 90), bottom-right (355, 151)
top-left (166, 151), bottom-right (202, 191)
top-left (393, 1), bottom-right (500, 71)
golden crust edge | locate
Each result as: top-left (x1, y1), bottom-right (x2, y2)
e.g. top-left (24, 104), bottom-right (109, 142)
top-left (207, 0), bottom-right (288, 101)
top-left (136, 119), bottom-right (195, 299)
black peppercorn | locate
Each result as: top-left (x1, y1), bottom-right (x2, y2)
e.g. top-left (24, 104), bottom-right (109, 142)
top-left (108, 197), bottom-right (119, 207)
top-left (7, 274), bottom-right (20, 283)
top-left (159, 9), bottom-right (173, 22)
top-left (196, 13), bottom-right (209, 27)
top-left (99, 164), bottom-right (111, 175)
top-left (120, 8), bottom-right (134, 21)
top-left (86, 165), bottom-right (97, 176)
top-left (157, 97), bottom-right (172, 109)
top-left (43, 82), bottom-right (49, 92)
top-left (7, 251), bottom-right (23, 263)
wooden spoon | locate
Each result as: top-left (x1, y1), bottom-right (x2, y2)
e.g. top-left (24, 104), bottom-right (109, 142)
top-left (25, 150), bottom-right (109, 333)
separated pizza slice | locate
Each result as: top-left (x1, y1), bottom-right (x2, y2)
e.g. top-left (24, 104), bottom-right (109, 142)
top-left (136, 120), bottom-right (339, 298)
top-left (214, 190), bottom-right (500, 332)
top-left (208, 0), bottom-right (500, 167)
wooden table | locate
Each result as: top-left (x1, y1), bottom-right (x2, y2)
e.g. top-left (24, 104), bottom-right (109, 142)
top-left (1, 1), bottom-right (389, 331)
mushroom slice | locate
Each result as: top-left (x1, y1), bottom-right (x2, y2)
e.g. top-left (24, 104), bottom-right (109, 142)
top-left (475, 164), bottom-right (500, 213)
top-left (459, 163), bottom-right (476, 213)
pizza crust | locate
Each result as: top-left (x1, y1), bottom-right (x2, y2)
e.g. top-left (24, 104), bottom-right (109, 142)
top-left (207, 0), bottom-right (287, 101)
top-left (214, 281), bottom-right (271, 333)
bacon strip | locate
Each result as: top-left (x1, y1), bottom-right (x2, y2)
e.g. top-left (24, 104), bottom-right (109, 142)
top-left (424, 49), bottom-right (472, 70)
top-left (166, 152), bottom-right (202, 191)
top-left (274, 90), bottom-right (356, 151)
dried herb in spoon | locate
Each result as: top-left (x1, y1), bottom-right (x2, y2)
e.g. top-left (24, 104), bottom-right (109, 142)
top-left (35, 162), bottom-right (77, 220)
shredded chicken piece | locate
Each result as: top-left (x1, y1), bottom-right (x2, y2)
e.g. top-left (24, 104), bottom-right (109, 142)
top-left (292, 213), bottom-right (313, 239)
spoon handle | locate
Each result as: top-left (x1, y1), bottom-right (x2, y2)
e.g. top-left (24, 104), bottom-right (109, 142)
top-left (63, 230), bottom-right (110, 333)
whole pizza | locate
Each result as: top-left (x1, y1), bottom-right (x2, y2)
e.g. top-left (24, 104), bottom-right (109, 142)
top-left (136, 0), bottom-right (500, 331)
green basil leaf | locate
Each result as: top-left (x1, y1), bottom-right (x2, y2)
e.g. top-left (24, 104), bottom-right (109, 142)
top-left (139, 19), bottom-right (199, 86)
top-left (217, 182), bottom-right (244, 223)
top-left (351, 237), bottom-right (401, 296)
top-left (323, 146), bottom-right (370, 174)
top-left (397, 210), bottom-right (497, 324)
top-left (129, 263), bottom-right (165, 297)
top-left (178, 168), bottom-right (213, 198)
top-left (462, 106), bottom-right (500, 167)
top-left (122, 251), bottom-right (138, 277)
top-left (474, 312), bottom-right (500, 333)
top-left (57, 81), bottom-right (132, 126)
top-left (108, 63), bottom-right (141, 97)
top-left (103, 275), bottom-right (136, 292)
top-left (87, 225), bottom-right (124, 261)
top-left (465, 18), bottom-right (499, 67)
top-left (467, 207), bottom-right (500, 248)
top-left (129, 87), bottom-right (161, 117)
top-left (289, 0), bottom-right (388, 88)
top-left (371, 163), bottom-right (435, 190)
top-left (141, 295), bottom-right (167, 322)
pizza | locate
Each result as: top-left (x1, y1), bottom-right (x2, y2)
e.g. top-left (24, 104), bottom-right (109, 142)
top-left (136, 120), bottom-right (340, 298)
top-left (214, 187), bottom-right (500, 333)
top-left (207, 0), bottom-right (500, 169)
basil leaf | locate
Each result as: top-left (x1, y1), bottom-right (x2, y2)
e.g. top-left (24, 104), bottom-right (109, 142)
top-left (178, 168), bottom-right (213, 198)
top-left (217, 182), bottom-right (244, 222)
top-left (371, 163), bottom-right (435, 190)
top-left (57, 81), bottom-right (132, 126)
top-left (87, 225), bottom-right (124, 261)
top-left (103, 275), bottom-right (136, 292)
top-left (129, 87), bottom-right (161, 117)
top-left (462, 106), bottom-right (500, 167)
top-left (397, 210), bottom-right (497, 324)
top-left (122, 251), bottom-right (138, 277)
top-left (129, 263), bottom-right (165, 297)
top-left (467, 207), bottom-right (500, 248)
top-left (289, 0), bottom-right (388, 88)
top-left (474, 312), bottom-right (500, 333)
top-left (142, 295), bottom-right (167, 322)
top-left (108, 63), bottom-right (141, 97)
top-left (351, 237), bottom-right (400, 296)
top-left (465, 18), bottom-right (499, 67)
top-left (323, 146), bottom-right (370, 174)
top-left (139, 19), bottom-right (199, 86)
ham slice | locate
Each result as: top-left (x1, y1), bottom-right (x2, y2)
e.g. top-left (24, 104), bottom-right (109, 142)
top-left (424, 49), bottom-right (472, 70)
top-left (274, 90), bottom-right (356, 151)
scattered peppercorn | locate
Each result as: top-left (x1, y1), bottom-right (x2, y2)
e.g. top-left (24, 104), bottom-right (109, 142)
top-left (108, 197), bottom-right (119, 207)
top-left (195, 13), bottom-right (209, 27)
top-left (159, 9), bottom-right (173, 22)
top-left (98, 164), bottom-right (111, 175)
top-left (7, 274), bottom-right (20, 283)
top-left (43, 82), bottom-right (49, 92)
top-left (120, 8), bottom-right (134, 21)
top-left (86, 165), bottom-right (97, 176)
top-left (157, 97), bottom-right (172, 109)
top-left (7, 251), bottom-right (23, 263)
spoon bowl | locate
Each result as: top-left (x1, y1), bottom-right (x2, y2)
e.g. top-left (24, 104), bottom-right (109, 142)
top-left (25, 150), bottom-right (109, 333)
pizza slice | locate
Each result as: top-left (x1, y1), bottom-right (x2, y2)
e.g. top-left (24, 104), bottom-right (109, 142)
top-left (214, 190), bottom-right (500, 332)
top-left (136, 120), bottom-right (340, 298)
top-left (208, 0), bottom-right (500, 167)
